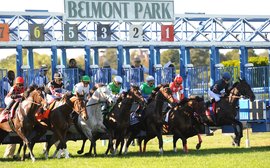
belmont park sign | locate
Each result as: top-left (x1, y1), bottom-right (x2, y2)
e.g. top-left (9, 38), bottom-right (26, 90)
top-left (64, 0), bottom-right (174, 22)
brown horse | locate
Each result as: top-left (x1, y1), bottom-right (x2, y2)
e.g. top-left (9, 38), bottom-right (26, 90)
top-left (169, 96), bottom-right (205, 153)
top-left (43, 92), bottom-right (88, 159)
top-left (125, 84), bottom-right (174, 154)
top-left (200, 79), bottom-right (255, 146)
top-left (0, 86), bottom-right (47, 161)
top-left (104, 85), bottom-right (145, 155)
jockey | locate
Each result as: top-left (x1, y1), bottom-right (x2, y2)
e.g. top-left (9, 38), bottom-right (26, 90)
top-left (72, 75), bottom-right (90, 100)
top-left (107, 75), bottom-right (123, 95)
top-left (3, 76), bottom-right (25, 113)
top-left (170, 75), bottom-right (184, 103)
top-left (140, 75), bottom-right (155, 98)
top-left (208, 72), bottom-right (231, 102)
top-left (45, 72), bottom-right (64, 104)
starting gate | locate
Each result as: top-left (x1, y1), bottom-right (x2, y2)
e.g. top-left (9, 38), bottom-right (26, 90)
top-left (0, 69), bottom-right (7, 108)
top-left (57, 68), bottom-right (79, 91)
top-left (186, 66), bottom-right (209, 98)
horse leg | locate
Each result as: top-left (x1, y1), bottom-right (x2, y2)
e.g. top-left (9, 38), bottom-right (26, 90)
top-left (232, 119), bottom-right (243, 146)
top-left (124, 135), bottom-right (136, 154)
top-left (182, 138), bottom-right (188, 153)
top-left (157, 132), bottom-right (164, 155)
top-left (77, 138), bottom-right (87, 154)
top-left (118, 137), bottom-right (125, 156)
top-left (173, 135), bottom-right (178, 153)
top-left (138, 137), bottom-right (143, 153)
top-left (14, 130), bottom-right (35, 162)
top-left (143, 137), bottom-right (151, 153)
top-left (196, 134), bottom-right (202, 150)
top-left (14, 142), bottom-right (23, 160)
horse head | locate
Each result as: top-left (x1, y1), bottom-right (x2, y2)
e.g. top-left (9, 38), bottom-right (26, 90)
top-left (25, 87), bottom-right (47, 111)
top-left (231, 78), bottom-right (255, 102)
top-left (157, 84), bottom-right (174, 104)
top-left (96, 86), bottom-right (116, 105)
top-left (70, 92), bottom-right (88, 121)
top-left (128, 85), bottom-right (145, 105)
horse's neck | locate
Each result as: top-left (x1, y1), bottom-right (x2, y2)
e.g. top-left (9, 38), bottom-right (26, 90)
top-left (228, 87), bottom-right (240, 105)
top-left (118, 97), bottom-right (133, 117)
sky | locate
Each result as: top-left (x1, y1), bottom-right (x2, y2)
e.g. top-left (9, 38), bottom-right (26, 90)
top-left (0, 0), bottom-right (269, 59)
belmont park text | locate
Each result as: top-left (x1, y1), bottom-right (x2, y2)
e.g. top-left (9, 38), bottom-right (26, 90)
top-left (65, 0), bottom-right (174, 22)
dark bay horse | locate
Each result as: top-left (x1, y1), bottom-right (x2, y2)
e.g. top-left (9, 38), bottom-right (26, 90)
top-left (201, 78), bottom-right (255, 146)
top-left (0, 86), bottom-right (47, 161)
top-left (104, 85), bottom-right (145, 155)
top-left (169, 96), bottom-right (205, 153)
top-left (42, 92), bottom-right (88, 159)
top-left (125, 84), bottom-right (174, 154)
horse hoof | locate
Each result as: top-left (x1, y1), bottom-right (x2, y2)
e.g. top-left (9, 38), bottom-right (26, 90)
top-left (77, 150), bottom-right (83, 155)
top-left (196, 144), bottom-right (201, 150)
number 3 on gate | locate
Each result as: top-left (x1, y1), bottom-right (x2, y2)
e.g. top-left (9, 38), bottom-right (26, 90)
top-left (0, 24), bottom-right (9, 41)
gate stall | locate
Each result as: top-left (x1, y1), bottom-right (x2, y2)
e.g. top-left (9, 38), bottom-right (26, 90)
top-left (186, 65), bottom-right (209, 98)
top-left (0, 69), bottom-right (7, 107)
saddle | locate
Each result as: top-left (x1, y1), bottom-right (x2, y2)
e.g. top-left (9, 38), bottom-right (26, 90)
top-left (35, 100), bottom-right (57, 122)
top-left (0, 102), bottom-right (19, 123)
top-left (205, 100), bottom-right (217, 124)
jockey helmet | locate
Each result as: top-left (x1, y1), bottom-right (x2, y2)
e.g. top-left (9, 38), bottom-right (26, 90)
top-left (114, 76), bottom-right (123, 83)
top-left (146, 75), bottom-right (154, 82)
top-left (82, 75), bottom-right (90, 82)
top-left (54, 72), bottom-right (63, 79)
top-left (15, 76), bottom-right (24, 84)
top-left (174, 75), bottom-right (183, 84)
top-left (222, 72), bottom-right (231, 81)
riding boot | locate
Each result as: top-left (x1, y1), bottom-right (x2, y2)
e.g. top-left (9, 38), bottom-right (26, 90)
top-left (4, 100), bottom-right (15, 113)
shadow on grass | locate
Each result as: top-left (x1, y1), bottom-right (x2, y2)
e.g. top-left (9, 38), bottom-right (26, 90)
top-left (71, 146), bottom-right (270, 158)
top-left (0, 146), bottom-right (269, 162)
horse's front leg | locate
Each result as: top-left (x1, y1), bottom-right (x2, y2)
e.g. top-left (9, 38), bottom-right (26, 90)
top-left (173, 135), bottom-right (178, 153)
top-left (77, 138), bottom-right (87, 155)
top-left (196, 134), bottom-right (202, 150)
top-left (182, 138), bottom-right (188, 153)
top-left (15, 130), bottom-right (35, 162)
top-left (156, 132), bottom-right (164, 155)
top-left (232, 119), bottom-right (243, 146)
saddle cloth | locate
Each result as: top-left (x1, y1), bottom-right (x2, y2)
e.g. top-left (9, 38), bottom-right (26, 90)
top-left (0, 103), bottom-right (18, 123)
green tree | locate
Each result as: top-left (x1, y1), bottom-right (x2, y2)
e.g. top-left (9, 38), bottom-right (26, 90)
top-left (160, 49), bottom-right (179, 69)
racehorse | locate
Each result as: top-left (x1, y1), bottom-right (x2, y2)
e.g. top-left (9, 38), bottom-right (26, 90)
top-left (42, 92), bottom-right (88, 159)
top-left (169, 96), bottom-right (205, 153)
top-left (104, 85), bottom-right (145, 155)
top-left (0, 86), bottom-right (47, 161)
top-left (76, 85), bottom-right (115, 156)
top-left (125, 84), bottom-right (174, 154)
top-left (200, 78), bottom-right (255, 146)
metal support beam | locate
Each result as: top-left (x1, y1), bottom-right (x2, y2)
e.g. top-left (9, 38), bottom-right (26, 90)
top-left (125, 48), bottom-right (130, 65)
top-left (117, 45), bottom-right (123, 76)
top-left (156, 47), bottom-right (160, 64)
top-left (149, 45), bottom-right (155, 76)
top-left (240, 46), bottom-right (248, 78)
top-left (51, 46), bottom-right (57, 79)
top-left (61, 48), bottom-right (67, 68)
top-left (210, 46), bottom-right (220, 85)
top-left (93, 48), bottom-right (99, 65)
top-left (84, 45), bottom-right (91, 75)
top-left (27, 48), bottom-right (34, 69)
top-left (180, 46), bottom-right (190, 97)
top-left (16, 45), bottom-right (23, 76)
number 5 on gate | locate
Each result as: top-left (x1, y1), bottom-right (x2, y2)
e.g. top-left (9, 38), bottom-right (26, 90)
top-left (0, 24), bottom-right (10, 41)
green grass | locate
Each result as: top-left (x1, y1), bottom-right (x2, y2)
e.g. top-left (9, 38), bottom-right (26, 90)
top-left (0, 130), bottom-right (269, 168)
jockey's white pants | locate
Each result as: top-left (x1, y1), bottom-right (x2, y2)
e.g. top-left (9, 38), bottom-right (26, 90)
top-left (208, 90), bottom-right (221, 102)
